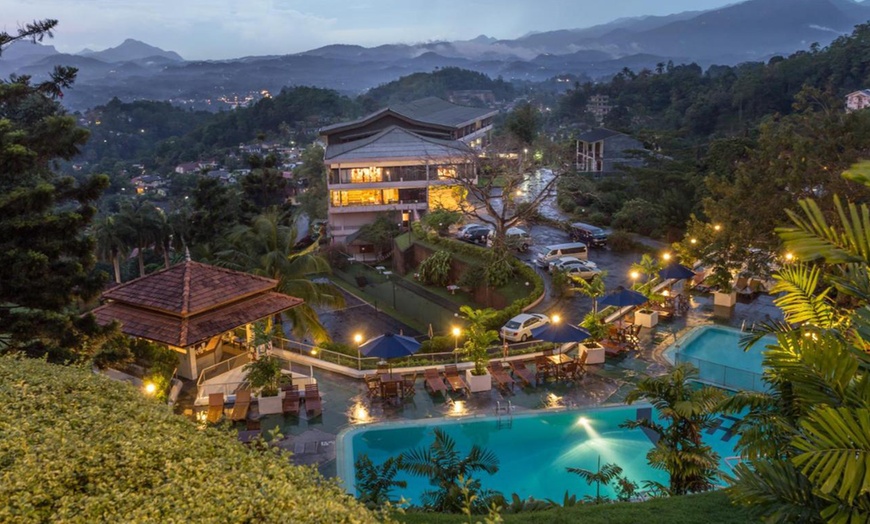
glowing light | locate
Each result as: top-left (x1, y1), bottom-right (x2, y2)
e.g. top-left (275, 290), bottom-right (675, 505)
top-left (662, 253), bottom-right (672, 261)
top-left (144, 382), bottom-right (156, 395)
top-left (349, 401), bottom-right (370, 424)
top-left (545, 393), bottom-right (563, 409)
top-left (662, 290), bottom-right (670, 297)
top-left (577, 416), bottom-right (589, 427)
top-left (354, 333), bottom-right (363, 345)
top-left (452, 327), bottom-right (461, 337)
top-left (552, 314), bottom-right (561, 324)
top-left (630, 271), bottom-right (640, 280)
top-left (310, 348), bottom-right (318, 356)
top-left (714, 224), bottom-right (722, 231)
top-left (690, 238), bottom-right (697, 245)
top-left (451, 400), bottom-right (467, 416)
top-left (785, 252), bottom-right (794, 262)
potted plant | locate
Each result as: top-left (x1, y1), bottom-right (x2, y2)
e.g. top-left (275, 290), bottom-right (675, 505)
top-left (244, 323), bottom-right (285, 415)
top-left (709, 266), bottom-right (737, 307)
top-left (460, 306), bottom-right (500, 393)
top-left (579, 311), bottom-right (607, 364)
top-left (634, 308), bottom-right (659, 328)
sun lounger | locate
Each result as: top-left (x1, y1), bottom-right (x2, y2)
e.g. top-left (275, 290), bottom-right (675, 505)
top-left (487, 364), bottom-right (515, 393)
top-left (282, 389), bottom-right (301, 416)
top-left (509, 361), bottom-right (536, 387)
top-left (442, 365), bottom-right (469, 395)
top-left (424, 368), bottom-right (448, 395)
top-left (231, 389), bottom-right (251, 422)
top-left (304, 384), bottom-right (322, 418)
top-left (207, 393), bottom-right (224, 423)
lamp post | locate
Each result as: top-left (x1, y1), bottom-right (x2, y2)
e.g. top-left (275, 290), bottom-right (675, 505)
top-left (452, 327), bottom-right (461, 363)
top-left (354, 333), bottom-right (363, 370)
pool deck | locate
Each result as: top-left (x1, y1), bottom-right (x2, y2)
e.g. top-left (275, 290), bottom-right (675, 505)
top-left (191, 290), bottom-right (782, 478)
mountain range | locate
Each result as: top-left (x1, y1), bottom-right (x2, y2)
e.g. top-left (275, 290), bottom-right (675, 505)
top-left (1, 0), bottom-right (869, 111)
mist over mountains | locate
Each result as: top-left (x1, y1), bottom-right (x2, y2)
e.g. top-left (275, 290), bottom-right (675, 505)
top-left (2, 0), bottom-right (869, 111)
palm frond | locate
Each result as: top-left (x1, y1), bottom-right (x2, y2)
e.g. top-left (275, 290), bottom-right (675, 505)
top-left (779, 196), bottom-right (866, 265)
top-left (771, 264), bottom-right (836, 327)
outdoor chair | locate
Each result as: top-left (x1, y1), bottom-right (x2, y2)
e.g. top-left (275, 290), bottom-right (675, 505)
top-left (442, 365), bottom-right (469, 395)
top-left (282, 389), bottom-right (301, 416)
top-left (542, 348), bottom-right (555, 357)
top-left (487, 363), bottom-right (515, 393)
top-left (230, 389), bottom-right (251, 422)
top-left (281, 383), bottom-right (299, 393)
top-left (365, 375), bottom-right (382, 399)
top-left (402, 373), bottom-right (417, 398)
top-left (423, 368), bottom-right (448, 396)
top-left (246, 417), bottom-right (261, 431)
top-left (206, 393), bottom-right (224, 423)
top-left (376, 363), bottom-right (390, 375)
top-left (304, 384), bottom-right (323, 418)
top-left (534, 356), bottom-right (554, 385)
top-left (510, 361), bottom-right (536, 388)
top-left (382, 381), bottom-right (401, 406)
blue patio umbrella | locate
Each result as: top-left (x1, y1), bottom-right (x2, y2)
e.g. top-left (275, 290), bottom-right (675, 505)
top-left (359, 333), bottom-right (421, 373)
top-left (531, 321), bottom-right (591, 344)
top-left (599, 287), bottom-right (648, 308)
top-left (658, 262), bottom-right (696, 281)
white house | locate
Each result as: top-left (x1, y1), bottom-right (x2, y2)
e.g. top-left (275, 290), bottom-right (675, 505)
top-left (846, 90), bottom-right (870, 113)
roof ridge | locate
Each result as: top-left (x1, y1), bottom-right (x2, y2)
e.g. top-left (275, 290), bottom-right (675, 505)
top-left (181, 260), bottom-right (192, 316)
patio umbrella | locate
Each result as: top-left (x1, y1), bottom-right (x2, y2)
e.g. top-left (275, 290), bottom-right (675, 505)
top-left (359, 332), bottom-right (421, 374)
top-left (658, 262), bottom-right (695, 281)
top-left (599, 287), bottom-right (648, 308)
top-left (531, 322), bottom-right (591, 344)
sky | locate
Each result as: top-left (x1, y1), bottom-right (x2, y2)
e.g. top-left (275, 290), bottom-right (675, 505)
top-left (4, 0), bottom-right (738, 60)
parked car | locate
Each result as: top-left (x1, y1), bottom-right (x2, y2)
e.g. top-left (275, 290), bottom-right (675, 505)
top-left (461, 225), bottom-right (492, 244)
top-left (548, 256), bottom-right (598, 272)
top-left (534, 242), bottom-right (588, 267)
top-left (568, 222), bottom-right (609, 247)
top-left (456, 223), bottom-right (486, 238)
top-left (562, 260), bottom-right (602, 280)
top-left (500, 313), bottom-right (550, 342)
top-left (487, 227), bottom-right (532, 252)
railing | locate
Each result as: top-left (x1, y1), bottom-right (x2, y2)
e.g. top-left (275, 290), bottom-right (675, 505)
top-left (194, 349), bottom-right (316, 402)
top-left (272, 336), bottom-right (558, 372)
top-left (674, 353), bottom-right (767, 392)
top-left (196, 352), bottom-right (250, 385)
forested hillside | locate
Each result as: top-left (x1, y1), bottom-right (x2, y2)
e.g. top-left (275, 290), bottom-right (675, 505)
top-left (360, 67), bottom-right (515, 109)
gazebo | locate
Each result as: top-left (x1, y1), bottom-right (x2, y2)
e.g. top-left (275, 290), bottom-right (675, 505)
top-left (92, 260), bottom-right (303, 380)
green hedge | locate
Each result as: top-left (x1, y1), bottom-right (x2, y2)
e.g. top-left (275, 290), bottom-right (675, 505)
top-left (0, 356), bottom-right (381, 523)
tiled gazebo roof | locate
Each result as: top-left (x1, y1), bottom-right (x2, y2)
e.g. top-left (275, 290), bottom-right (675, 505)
top-left (92, 261), bottom-right (303, 348)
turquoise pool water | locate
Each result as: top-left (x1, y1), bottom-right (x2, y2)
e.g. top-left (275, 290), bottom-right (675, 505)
top-left (665, 325), bottom-right (776, 391)
top-left (337, 405), bottom-right (741, 504)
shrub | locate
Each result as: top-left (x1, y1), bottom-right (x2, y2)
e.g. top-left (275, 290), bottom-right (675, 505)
top-left (457, 264), bottom-right (485, 290)
top-left (607, 230), bottom-right (643, 253)
top-left (550, 268), bottom-right (571, 298)
top-left (418, 250), bottom-right (452, 287)
top-left (612, 198), bottom-right (663, 237)
top-left (419, 335), bottom-right (454, 354)
top-left (0, 356), bottom-right (380, 523)
top-left (321, 244), bottom-right (351, 271)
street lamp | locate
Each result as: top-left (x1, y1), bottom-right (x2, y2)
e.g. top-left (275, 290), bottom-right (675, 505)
top-left (452, 327), bottom-right (461, 350)
top-left (784, 252), bottom-right (794, 263)
top-left (144, 382), bottom-right (156, 395)
top-left (552, 314), bottom-right (561, 324)
top-left (662, 252), bottom-right (672, 262)
top-left (713, 224), bottom-right (722, 232)
top-left (354, 333), bottom-right (363, 370)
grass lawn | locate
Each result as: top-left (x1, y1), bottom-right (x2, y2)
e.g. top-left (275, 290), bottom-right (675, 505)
top-left (393, 491), bottom-right (756, 524)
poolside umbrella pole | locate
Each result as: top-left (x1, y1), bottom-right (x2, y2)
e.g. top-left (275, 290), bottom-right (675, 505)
top-left (358, 332), bottom-right (422, 375)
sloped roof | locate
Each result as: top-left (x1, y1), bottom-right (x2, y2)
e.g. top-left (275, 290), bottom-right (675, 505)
top-left (102, 261), bottom-right (277, 317)
top-left (577, 128), bottom-right (623, 143)
top-left (324, 125), bottom-right (473, 162)
top-left (319, 97), bottom-right (496, 136)
top-left (92, 292), bottom-right (302, 348)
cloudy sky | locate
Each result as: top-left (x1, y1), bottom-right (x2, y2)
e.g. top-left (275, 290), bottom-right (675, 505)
top-left (5, 0), bottom-right (737, 60)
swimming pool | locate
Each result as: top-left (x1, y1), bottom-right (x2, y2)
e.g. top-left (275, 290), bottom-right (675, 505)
top-left (664, 325), bottom-right (776, 392)
top-left (337, 405), bottom-right (741, 504)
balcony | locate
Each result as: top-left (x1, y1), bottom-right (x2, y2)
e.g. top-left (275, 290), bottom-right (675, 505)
top-left (329, 200), bottom-right (428, 214)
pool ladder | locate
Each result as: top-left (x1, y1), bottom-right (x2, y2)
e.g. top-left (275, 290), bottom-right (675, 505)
top-left (496, 400), bottom-right (513, 429)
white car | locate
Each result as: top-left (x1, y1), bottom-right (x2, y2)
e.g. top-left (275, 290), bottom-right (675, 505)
top-left (549, 256), bottom-right (598, 272)
top-left (500, 313), bottom-right (550, 342)
top-left (562, 260), bottom-right (602, 280)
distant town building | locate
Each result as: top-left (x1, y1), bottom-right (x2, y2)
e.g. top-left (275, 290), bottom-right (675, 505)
top-left (575, 128), bottom-right (646, 175)
top-left (846, 90), bottom-right (870, 113)
top-left (586, 95), bottom-right (612, 125)
top-left (319, 97), bottom-right (497, 253)
top-left (447, 90), bottom-right (496, 106)
top-left (175, 162), bottom-right (200, 175)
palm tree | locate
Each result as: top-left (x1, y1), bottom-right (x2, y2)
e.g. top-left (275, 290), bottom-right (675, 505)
top-left (93, 215), bottom-right (128, 283)
top-left (116, 200), bottom-right (162, 277)
top-left (725, 161), bottom-right (870, 522)
top-left (622, 364), bottom-right (726, 496)
top-left (567, 455), bottom-right (623, 504)
top-left (215, 209), bottom-right (344, 343)
top-left (401, 428), bottom-right (502, 514)
top-left (574, 271), bottom-right (607, 316)
top-left (354, 455), bottom-right (407, 509)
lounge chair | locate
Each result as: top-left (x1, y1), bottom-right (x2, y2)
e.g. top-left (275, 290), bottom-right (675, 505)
top-left (230, 389), bottom-right (251, 422)
top-left (509, 361), bottom-right (536, 387)
top-left (207, 393), bottom-right (224, 423)
top-left (282, 389), bottom-right (301, 416)
top-left (442, 365), bottom-right (469, 395)
top-left (304, 384), bottom-right (323, 418)
top-left (423, 368), bottom-right (448, 395)
top-left (487, 364), bottom-right (515, 393)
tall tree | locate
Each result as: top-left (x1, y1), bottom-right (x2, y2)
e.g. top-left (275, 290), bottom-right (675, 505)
top-left (93, 215), bottom-right (128, 283)
top-left (116, 199), bottom-right (162, 277)
top-left (215, 210), bottom-right (344, 342)
top-left (0, 20), bottom-right (114, 360)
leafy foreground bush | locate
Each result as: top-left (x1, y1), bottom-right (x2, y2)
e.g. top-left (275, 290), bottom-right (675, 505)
top-left (0, 356), bottom-right (381, 524)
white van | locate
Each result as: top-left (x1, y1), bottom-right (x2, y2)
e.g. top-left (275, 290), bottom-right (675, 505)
top-left (534, 242), bottom-right (588, 267)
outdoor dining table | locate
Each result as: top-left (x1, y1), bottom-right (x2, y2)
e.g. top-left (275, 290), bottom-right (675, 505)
top-left (547, 353), bottom-right (573, 378)
top-left (379, 374), bottom-right (404, 399)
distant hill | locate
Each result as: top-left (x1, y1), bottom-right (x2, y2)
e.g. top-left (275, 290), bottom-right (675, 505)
top-left (80, 39), bottom-right (183, 63)
top-left (1, 40), bottom-right (58, 61)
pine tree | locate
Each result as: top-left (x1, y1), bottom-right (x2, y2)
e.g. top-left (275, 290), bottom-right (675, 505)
top-left (0, 20), bottom-right (114, 360)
